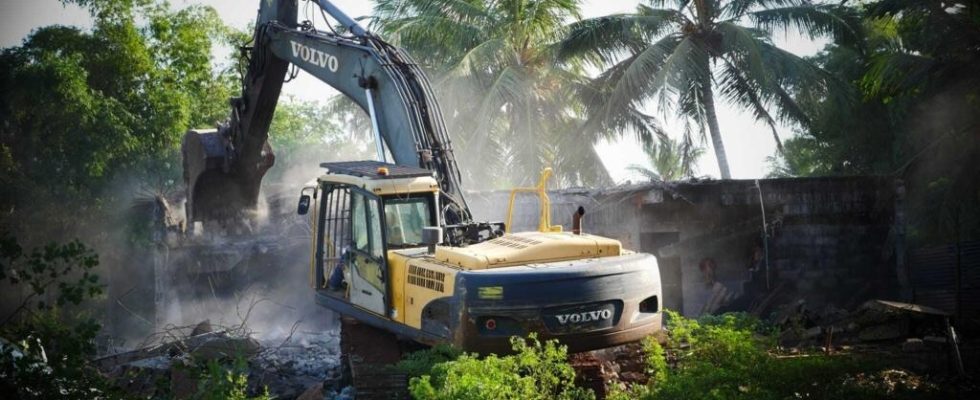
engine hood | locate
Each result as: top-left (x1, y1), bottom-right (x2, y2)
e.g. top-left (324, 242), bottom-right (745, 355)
top-left (433, 231), bottom-right (622, 270)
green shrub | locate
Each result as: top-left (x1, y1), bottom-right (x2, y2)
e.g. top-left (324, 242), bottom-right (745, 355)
top-left (408, 334), bottom-right (594, 400)
top-left (392, 343), bottom-right (462, 379)
top-left (619, 311), bottom-right (945, 400)
top-left (663, 309), bottom-right (699, 348)
top-left (641, 336), bottom-right (667, 385)
top-left (0, 234), bottom-right (116, 399)
top-left (191, 357), bottom-right (271, 400)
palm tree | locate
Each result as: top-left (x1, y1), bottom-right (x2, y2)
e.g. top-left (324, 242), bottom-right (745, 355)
top-left (370, 0), bottom-right (624, 188)
top-left (559, 0), bottom-right (855, 179)
top-left (628, 137), bottom-right (703, 181)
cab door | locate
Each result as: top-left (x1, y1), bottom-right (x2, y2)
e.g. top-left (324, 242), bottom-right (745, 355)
top-left (349, 190), bottom-right (387, 316)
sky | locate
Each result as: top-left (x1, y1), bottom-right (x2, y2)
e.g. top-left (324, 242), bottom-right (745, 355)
top-left (0, 0), bottom-right (826, 182)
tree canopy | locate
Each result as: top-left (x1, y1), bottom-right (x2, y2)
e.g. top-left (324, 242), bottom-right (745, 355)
top-left (0, 0), bottom-right (360, 241)
top-left (0, 1), bottom-right (235, 237)
top-left (371, 0), bottom-right (613, 188)
top-left (774, 0), bottom-right (980, 244)
top-left (559, 0), bottom-right (857, 179)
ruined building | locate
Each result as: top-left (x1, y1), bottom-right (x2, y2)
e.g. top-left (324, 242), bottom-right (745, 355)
top-left (470, 177), bottom-right (974, 321)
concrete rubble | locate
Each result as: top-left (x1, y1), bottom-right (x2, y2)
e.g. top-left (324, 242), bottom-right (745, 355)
top-left (95, 321), bottom-right (351, 399)
top-left (772, 299), bottom-right (970, 375)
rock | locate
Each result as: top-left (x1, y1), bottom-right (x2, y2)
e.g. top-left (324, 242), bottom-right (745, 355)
top-left (297, 382), bottom-right (325, 400)
top-left (191, 320), bottom-right (214, 336)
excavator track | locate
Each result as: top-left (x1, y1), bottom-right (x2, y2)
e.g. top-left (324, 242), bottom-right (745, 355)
top-left (340, 317), bottom-right (412, 399)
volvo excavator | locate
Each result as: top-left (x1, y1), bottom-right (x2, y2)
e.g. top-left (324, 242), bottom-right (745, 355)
top-left (182, 0), bottom-right (662, 360)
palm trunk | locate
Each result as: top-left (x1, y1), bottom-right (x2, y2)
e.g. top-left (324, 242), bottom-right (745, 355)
top-left (702, 83), bottom-right (732, 179)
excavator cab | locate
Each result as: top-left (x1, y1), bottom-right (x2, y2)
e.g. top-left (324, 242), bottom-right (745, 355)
top-left (304, 161), bottom-right (441, 317)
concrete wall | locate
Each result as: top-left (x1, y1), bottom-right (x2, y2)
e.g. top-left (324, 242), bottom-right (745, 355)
top-left (467, 177), bottom-right (899, 317)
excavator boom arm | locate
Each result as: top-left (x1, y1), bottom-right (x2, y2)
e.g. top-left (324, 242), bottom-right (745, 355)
top-left (182, 0), bottom-right (470, 232)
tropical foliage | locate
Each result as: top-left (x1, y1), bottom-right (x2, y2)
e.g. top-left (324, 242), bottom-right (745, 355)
top-left (408, 334), bottom-right (593, 400)
top-left (0, 235), bottom-right (112, 399)
top-left (775, 0), bottom-right (980, 244)
top-left (560, 0), bottom-right (856, 179)
top-left (371, 0), bottom-right (615, 188)
top-left (627, 137), bottom-right (704, 181)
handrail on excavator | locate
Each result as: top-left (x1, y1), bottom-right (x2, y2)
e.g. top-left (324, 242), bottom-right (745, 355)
top-left (505, 168), bottom-right (562, 234)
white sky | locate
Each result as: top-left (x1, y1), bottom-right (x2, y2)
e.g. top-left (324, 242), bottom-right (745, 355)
top-left (1, 0), bottom-right (825, 182)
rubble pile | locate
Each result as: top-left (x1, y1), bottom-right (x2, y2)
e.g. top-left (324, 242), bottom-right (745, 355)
top-left (252, 330), bottom-right (349, 398)
top-left (96, 321), bottom-right (350, 399)
top-left (772, 299), bottom-right (968, 374)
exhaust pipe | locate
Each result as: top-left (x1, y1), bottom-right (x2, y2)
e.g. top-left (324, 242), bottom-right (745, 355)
top-left (422, 226), bottom-right (443, 254)
top-left (572, 206), bottom-right (585, 235)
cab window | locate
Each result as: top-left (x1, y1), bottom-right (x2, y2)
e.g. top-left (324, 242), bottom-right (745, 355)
top-left (383, 196), bottom-right (432, 248)
top-left (352, 191), bottom-right (384, 259)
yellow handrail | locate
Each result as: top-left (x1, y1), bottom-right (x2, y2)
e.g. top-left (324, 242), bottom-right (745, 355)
top-left (505, 168), bottom-right (562, 234)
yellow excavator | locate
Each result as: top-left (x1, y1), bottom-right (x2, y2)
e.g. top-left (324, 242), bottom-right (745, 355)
top-left (182, 0), bottom-right (662, 355)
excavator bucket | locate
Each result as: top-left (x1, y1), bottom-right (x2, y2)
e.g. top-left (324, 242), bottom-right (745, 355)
top-left (181, 128), bottom-right (275, 234)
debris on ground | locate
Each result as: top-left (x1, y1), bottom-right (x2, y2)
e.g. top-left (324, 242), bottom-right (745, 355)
top-left (770, 299), bottom-right (973, 375)
top-left (95, 321), bottom-right (347, 399)
top-left (94, 298), bottom-right (976, 399)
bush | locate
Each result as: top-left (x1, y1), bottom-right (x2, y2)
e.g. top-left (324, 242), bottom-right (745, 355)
top-left (190, 357), bottom-right (271, 400)
top-left (641, 335), bottom-right (667, 385)
top-left (0, 234), bottom-right (116, 399)
top-left (408, 334), bottom-right (594, 400)
top-left (392, 343), bottom-right (462, 379)
top-left (617, 311), bottom-right (944, 400)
